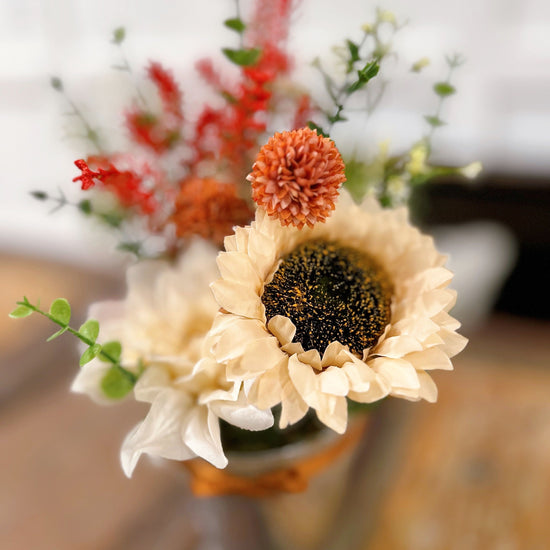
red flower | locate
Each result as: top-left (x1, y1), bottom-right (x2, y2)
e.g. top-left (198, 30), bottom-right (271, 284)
top-left (126, 61), bottom-right (183, 154)
top-left (73, 158), bottom-right (157, 215)
top-left (248, 128), bottom-right (346, 228)
top-left (171, 177), bottom-right (253, 246)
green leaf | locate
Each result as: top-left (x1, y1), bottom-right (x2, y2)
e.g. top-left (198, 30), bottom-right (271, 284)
top-left (77, 199), bottom-right (92, 215)
top-left (46, 326), bottom-right (69, 342)
top-left (358, 61), bottom-right (380, 82)
top-left (80, 344), bottom-right (102, 366)
top-left (79, 319), bottom-right (100, 343)
top-left (117, 241), bottom-right (142, 256)
top-left (30, 190), bottom-right (48, 201)
top-left (307, 121), bottom-right (329, 138)
top-left (9, 305), bottom-right (33, 319)
top-left (222, 48), bottom-right (262, 67)
top-left (346, 40), bottom-right (360, 63)
top-left (433, 82), bottom-right (456, 97)
top-left (49, 298), bottom-right (71, 325)
top-left (347, 79), bottom-right (366, 93)
top-left (50, 77), bottom-right (63, 92)
top-left (221, 91), bottom-right (238, 104)
top-left (424, 115), bottom-right (446, 127)
top-left (100, 341), bottom-right (122, 362)
top-left (101, 368), bottom-right (134, 399)
top-left (224, 17), bottom-right (246, 33)
top-left (112, 27), bottom-right (126, 44)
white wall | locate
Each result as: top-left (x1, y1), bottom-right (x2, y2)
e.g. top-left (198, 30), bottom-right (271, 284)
top-left (1, 0), bottom-right (549, 267)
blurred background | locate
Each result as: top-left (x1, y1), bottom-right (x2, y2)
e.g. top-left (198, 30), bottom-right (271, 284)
top-left (1, 0), bottom-right (549, 549)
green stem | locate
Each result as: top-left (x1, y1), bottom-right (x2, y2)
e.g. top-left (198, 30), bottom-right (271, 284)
top-left (18, 300), bottom-right (137, 384)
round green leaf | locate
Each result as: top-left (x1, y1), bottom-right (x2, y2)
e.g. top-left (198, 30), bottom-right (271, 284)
top-left (222, 48), bottom-right (262, 67)
top-left (9, 305), bottom-right (33, 319)
top-left (100, 341), bottom-right (122, 362)
top-left (49, 298), bottom-right (71, 325)
top-left (79, 319), bottom-right (100, 343)
top-left (80, 343), bottom-right (101, 366)
top-left (224, 17), bottom-right (246, 33)
top-left (433, 82), bottom-right (456, 97)
top-left (101, 368), bottom-right (134, 399)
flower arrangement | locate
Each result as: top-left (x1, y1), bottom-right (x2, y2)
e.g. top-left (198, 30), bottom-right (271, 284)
top-left (11, 0), bottom-right (475, 495)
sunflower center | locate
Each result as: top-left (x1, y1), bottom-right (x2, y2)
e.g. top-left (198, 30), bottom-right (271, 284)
top-left (262, 240), bottom-right (393, 356)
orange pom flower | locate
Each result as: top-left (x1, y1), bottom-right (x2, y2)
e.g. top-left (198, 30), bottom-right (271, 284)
top-left (171, 178), bottom-right (253, 246)
top-left (247, 128), bottom-right (346, 228)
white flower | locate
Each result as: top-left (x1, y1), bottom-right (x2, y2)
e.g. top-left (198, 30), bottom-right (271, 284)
top-left (71, 239), bottom-right (221, 403)
top-left (208, 190), bottom-right (467, 434)
top-left (120, 358), bottom-right (273, 476)
top-left (71, 239), bottom-right (273, 474)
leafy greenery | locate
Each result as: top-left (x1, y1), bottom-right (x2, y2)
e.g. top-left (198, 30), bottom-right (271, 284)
top-left (308, 8), bottom-right (403, 136)
top-left (224, 17), bottom-right (246, 33)
top-left (9, 297), bottom-right (139, 399)
top-left (222, 47), bottom-right (262, 67)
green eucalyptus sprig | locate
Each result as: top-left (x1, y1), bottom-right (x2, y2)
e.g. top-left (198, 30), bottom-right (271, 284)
top-left (9, 297), bottom-right (141, 399)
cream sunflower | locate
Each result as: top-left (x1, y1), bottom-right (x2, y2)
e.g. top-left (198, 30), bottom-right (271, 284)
top-left (209, 190), bottom-right (467, 434)
top-left (71, 239), bottom-right (273, 474)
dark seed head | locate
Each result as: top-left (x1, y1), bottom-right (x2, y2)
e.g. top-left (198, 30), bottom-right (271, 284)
top-left (261, 240), bottom-right (393, 357)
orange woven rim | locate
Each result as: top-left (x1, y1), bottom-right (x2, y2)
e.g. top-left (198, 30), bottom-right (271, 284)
top-left (183, 415), bottom-right (370, 498)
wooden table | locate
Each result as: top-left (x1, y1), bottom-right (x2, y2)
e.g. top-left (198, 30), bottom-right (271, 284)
top-left (1, 254), bottom-right (549, 549)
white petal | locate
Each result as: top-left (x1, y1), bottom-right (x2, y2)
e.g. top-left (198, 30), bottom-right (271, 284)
top-left (247, 228), bottom-right (278, 280)
top-left (298, 349), bottom-right (322, 370)
top-left (183, 407), bottom-right (227, 469)
top-left (267, 315), bottom-right (296, 346)
top-left (133, 365), bottom-right (172, 403)
top-left (389, 317), bottom-right (440, 342)
top-left (348, 375), bottom-right (390, 403)
top-left (216, 252), bottom-right (262, 290)
top-left (321, 341), bottom-right (347, 368)
top-left (211, 393), bottom-right (274, 431)
top-left (439, 329), bottom-right (468, 357)
top-left (432, 310), bottom-right (461, 331)
top-left (210, 279), bottom-right (264, 319)
top-left (248, 362), bottom-right (286, 410)
top-left (375, 335), bottom-right (424, 358)
top-left (315, 394), bottom-right (348, 434)
top-left (416, 371), bottom-right (438, 402)
top-left (288, 355), bottom-right (320, 408)
top-left (120, 390), bottom-right (194, 477)
top-left (279, 367), bottom-right (309, 428)
top-left (71, 360), bottom-right (114, 405)
top-left (212, 317), bottom-right (268, 362)
top-left (406, 347), bottom-right (453, 371)
top-left (341, 360), bottom-right (374, 393)
top-left (370, 357), bottom-right (420, 391)
top-left (319, 366), bottom-right (350, 396)
top-left (405, 267), bottom-right (453, 295)
top-left (235, 337), bottom-right (286, 378)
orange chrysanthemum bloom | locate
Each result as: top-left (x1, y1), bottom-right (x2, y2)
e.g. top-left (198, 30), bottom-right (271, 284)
top-left (247, 128), bottom-right (346, 228)
top-left (171, 177), bottom-right (253, 246)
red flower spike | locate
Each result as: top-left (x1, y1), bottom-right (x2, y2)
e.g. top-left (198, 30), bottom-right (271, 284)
top-left (73, 159), bottom-right (101, 190)
top-left (73, 157), bottom-right (157, 215)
